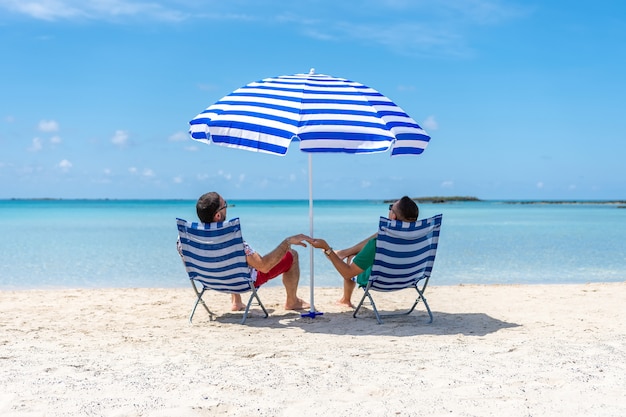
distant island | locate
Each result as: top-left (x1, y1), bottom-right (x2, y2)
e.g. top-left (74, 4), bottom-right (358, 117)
top-left (4, 197), bottom-right (624, 208)
top-left (504, 200), bottom-right (626, 206)
top-left (384, 196), bottom-right (482, 204)
top-left (381, 197), bottom-right (626, 208)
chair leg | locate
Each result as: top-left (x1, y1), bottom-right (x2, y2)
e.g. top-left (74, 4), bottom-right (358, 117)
top-left (252, 290), bottom-right (269, 318)
top-left (189, 281), bottom-right (214, 324)
top-left (188, 282), bottom-right (269, 325)
top-left (354, 285), bottom-right (433, 325)
top-left (189, 288), bottom-right (203, 324)
top-left (400, 286), bottom-right (433, 323)
top-left (353, 289), bottom-right (383, 324)
top-left (241, 294), bottom-right (251, 325)
top-left (416, 287), bottom-right (433, 324)
top-left (240, 288), bottom-right (269, 324)
top-left (353, 290), bottom-right (367, 318)
top-left (405, 285), bottom-right (423, 316)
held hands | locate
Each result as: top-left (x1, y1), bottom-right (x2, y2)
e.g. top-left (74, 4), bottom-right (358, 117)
top-left (284, 235), bottom-right (333, 252)
top-left (308, 240), bottom-right (351, 261)
top-left (307, 238), bottom-right (331, 252)
top-left (285, 234), bottom-right (313, 247)
top-left (289, 236), bottom-right (345, 259)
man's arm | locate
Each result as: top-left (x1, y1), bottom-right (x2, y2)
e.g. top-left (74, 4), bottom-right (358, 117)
top-left (246, 234), bottom-right (310, 273)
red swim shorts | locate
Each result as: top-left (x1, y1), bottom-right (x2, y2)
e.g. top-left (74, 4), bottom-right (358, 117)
top-left (254, 250), bottom-right (294, 288)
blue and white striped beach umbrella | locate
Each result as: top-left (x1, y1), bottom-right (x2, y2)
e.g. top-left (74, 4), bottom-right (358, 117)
top-left (190, 69), bottom-right (430, 156)
top-left (188, 69), bottom-right (432, 316)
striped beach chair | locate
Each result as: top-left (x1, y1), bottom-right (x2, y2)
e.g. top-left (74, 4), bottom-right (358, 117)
top-left (176, 217), bottom-right (268, 324)
top-left (354, 214), bottom-right (443, 324)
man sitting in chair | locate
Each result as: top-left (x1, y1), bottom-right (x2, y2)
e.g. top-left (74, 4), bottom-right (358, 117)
top-left (309, 196), bottom-right (419, 308)
top-left (194, 192), bottom-right (310, 311)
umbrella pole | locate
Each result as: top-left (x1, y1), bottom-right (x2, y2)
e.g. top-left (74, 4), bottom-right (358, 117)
top-left (301, 153), bottom-right (323, 318)
top-left (309, 153), bottom-right (314, 309)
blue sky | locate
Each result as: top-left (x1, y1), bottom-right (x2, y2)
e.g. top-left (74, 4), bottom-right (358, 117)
top-left (1, 1), bottom-right (625, 200)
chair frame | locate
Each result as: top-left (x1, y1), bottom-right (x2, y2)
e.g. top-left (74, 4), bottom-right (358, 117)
top-left (354, 278), bottom-right (433, 324)
top-left (353, 214), bottom-right (442, 324)
top-left (177, 217), bottom-right (269, 324)
top-left (188, 276), bottom-right (268, 325)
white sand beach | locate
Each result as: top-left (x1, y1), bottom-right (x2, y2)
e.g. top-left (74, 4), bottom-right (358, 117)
top-left (1, 283), bottom-right (625, 416)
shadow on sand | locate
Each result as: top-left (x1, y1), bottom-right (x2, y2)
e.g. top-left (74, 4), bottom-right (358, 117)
top-left (210, 307), bottom-right (521, 337)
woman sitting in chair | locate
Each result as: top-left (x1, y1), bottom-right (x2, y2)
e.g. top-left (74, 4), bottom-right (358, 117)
top-left (309, 196), bottom-right (418, 308)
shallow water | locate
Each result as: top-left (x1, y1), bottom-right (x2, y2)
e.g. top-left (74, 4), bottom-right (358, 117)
top-left (1, 199), bottom-right (625, 289)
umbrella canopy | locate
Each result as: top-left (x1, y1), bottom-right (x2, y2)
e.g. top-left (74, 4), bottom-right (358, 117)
top-left (189, 69), bottom-right (430, 155)
top-left (189, 69), bottom-right (431, 315)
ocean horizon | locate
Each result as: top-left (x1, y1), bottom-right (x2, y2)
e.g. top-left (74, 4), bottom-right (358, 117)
top-left (1, 198), bottom-right (625, 290)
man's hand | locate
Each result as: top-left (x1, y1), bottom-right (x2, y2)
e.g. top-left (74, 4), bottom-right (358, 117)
top-left (285, 234), bottom-right (312, 247)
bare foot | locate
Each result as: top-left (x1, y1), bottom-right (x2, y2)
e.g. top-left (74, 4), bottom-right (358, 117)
top-left (285, 298), bottom-right (310, 311)
top-left (231, 302), bottom-right (246, 311)
top-left (336, 298), bottom-right (354, 308)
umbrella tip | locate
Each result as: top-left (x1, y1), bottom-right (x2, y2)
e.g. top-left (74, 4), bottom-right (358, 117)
top-left (309, 68), bottom-right (315, 75)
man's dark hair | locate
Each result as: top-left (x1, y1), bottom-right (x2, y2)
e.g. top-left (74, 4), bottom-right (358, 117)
top-left (396, 196), bottom-right (419, 222)
top-left (196, 192), bottom-right (221, 223)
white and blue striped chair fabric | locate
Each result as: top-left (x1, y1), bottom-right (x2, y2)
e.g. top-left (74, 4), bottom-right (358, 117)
top-left (177, 217), bottom-right (253, 293)
top-left (370, 214), bottom-right (442, 291)
top-left (176, 217), bottom-right (268, 324)
top-left (354, 214), bottom-right (442, 324)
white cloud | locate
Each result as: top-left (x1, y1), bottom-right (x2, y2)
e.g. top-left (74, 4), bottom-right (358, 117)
top-left (4, 1), bottom-right (85, 21)
top-left (169, 131), bottom-right (188, 142)
top-left (422, 115), bottom-right (438, 131)
top-left (299, 3), bottom-right (528, 58)
top-left (112, 130), bottom-right (129, 146)
top-left (0, 2), bottom-right (531, 66)
top-left (0, 0), bottom-right (186, 22)
top-left (50, 135), bottom-right (62, 144)
top-left (361, 180), bottom-right (371, 188)
top-left (536, 182), bottom-right (544, 189)
top-left (441, 180), bottom-right (454, 188)
top-left (217, 170), bottom-right (231, 180)
top-left (38, 119), bottom-right (59, 132)
top-left (300, 28), bottom-right (334, 41)
top-left (103, 168), bottom-right (112, 175)
top-left (58, 159), bottom-right (72, 171)
top-left (128, 167), bottom-right (155, 177)
top-left (28, 137), bottom-right (43, 152)
top-left (184, 145), bottom-right (199, 152)
top-left (173, 176), bottom-right (183, 184)
top-left (5, 115), bottom-right (15, 123)
top-left (321, 21), bottom-right (472, 58)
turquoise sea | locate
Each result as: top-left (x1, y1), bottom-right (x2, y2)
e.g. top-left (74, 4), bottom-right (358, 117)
top-left (1, 199), bottom-right (625, 290)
